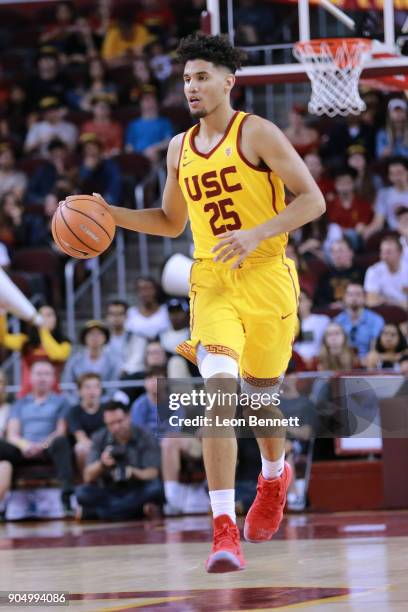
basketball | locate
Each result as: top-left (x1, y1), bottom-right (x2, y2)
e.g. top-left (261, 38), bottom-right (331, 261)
top-left (51, 195), bottom-right (116, 259)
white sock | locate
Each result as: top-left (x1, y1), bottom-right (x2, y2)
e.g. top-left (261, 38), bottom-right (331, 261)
top-left (261, 452), bottom-right (285, 480)
top-left (164, 481), bottom-right (182, 508)
top-left (209, 489), bottom-right (236, 523)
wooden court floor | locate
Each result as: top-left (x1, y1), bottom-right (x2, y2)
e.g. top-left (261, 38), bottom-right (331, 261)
top-left (1, 510), bottom-right (408, 611)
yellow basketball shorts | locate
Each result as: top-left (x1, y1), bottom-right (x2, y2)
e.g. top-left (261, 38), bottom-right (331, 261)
top-left (176, 255), bottom-right (300, 384)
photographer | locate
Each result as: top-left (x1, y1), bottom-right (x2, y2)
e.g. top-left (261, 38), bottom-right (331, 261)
top-left (75, 401), bottom-right (163, 520)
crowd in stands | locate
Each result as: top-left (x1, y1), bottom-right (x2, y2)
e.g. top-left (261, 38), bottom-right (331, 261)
top-left (0, 0), bottom-right (407, 522)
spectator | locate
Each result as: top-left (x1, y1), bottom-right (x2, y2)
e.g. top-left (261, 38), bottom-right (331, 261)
top-left (0, 304), bottom-right (71, 398)
top-left (376, 98), bottom-right (408, 158)
top-left (327, 166), bottom-right (373, 248)
top-left (120, 339), bottom-right (168, 404)
top-left (122, 56), bottom-right (159, 106)
top-left (76, 400), bottom-right (162, 520)
top-left (25, 139), bottom-right (75, 205)
top-left (366, 323), bottom-right (407, 370)
top-left (80, 94), bottom-right (123, 157)
top-left (317, 322), bottom-right (357, 371)
top-left (0, 191), bottom-right (56, 250)
top-left (67, 373), bottom-right (105, 476)
top-left (0, 369), bottom-right (10, 440)
top-left (235, 432), bottom-right (260, 515)
top-left (136, 0), bottom-right (176, 42)
top-left (0, 361), bottom-right (74, 515)
top-left (294, 289), bottom-right (330, 368)
top-left (396, 206), bottom-right (408, 263)
top-left (78, 57), bottom-right (118, 111)
top-left (160, 298), bottom-right (192, 378)
top-left (399, 354), bottom-right (408, 376)
top-left (101, 11), bottom-right (153, 66)
top-left (283, 105), bottom-right (320, 158)
top-left (320, 114), bottom-right (376, 164)
top-left (125, 91), bottom-right (173, 162)
top-left (303, 151), bottom-right (333, 199)
top-left (105, 299), bottom-right (147, 375)
top-left (367, 157), bottom-right (408, 236)
top-left (39, 1), bottom-right (96, 65)
top-left (126, 277), bottom-right (170, 338)
top-left (24, 48), bottom-right (70, 111)
top-left (234, 0), bottom-right (280, 45)
top-left (130, 365), bottom-right (173, 436)
top-left (3, 85), bottom-right (30, 149)
top-left (24, 97), bottom-right (78, 157)
top-left (346, 144), bottom-right (381, 203)
top-left (62, 319), bottom-right (120, 390)
top-left (315, 239), bottom-right (364, 307)
top-left (334, 283), bottom-right (384, 361)
top-left (0, 143), bottom-right (27, 200)
top-left (78, 133), bottom-right (121, 204)
top-left (364, 236), bottom-right (408, 308)
top-left (147, 42), bottom-right (173, 83)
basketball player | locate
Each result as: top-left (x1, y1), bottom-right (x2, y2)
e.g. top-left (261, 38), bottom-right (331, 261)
top-left (81, 33), bottom-right (325, 573)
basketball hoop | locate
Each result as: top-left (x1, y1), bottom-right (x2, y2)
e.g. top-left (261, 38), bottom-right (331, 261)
top-left (293, 38), bottom-right (372, 117)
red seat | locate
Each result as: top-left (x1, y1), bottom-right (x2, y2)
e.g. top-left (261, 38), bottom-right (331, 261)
top-left (11, 248), bottom-right (61, 306)
top-left (372, 305), bottom-right (407, 325)
top-left (114, 152), bottom-right (151, 182)
top-left (9, 272), bottom-right (32, 298)
top-left (16, 157), bottom-right (47, 177)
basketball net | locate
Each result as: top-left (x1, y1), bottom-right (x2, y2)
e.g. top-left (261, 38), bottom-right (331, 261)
top-left (293, 38), bottom-right (372, 117)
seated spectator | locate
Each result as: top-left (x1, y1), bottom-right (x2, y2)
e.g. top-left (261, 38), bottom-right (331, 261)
top-left (366, 157), bottom-right (408, 237)
top-left (0, 191), bottom-right (54, 250)
top-left (0, 143), bottom-right (27, 200)
top-left (105, 299), bottom-right (146, 375)
top-left (125, 91), bottom-right (173, 162)
top-left (78, 133), bottom-right (121, 204)
top-left (294, 289), bottom-right (330, 368)
top-left (0, 304), bottom-right (71, 398)
top-left (366, 323), bottom-right (407, 370)
top-left (317, 322), bottom-right (358, 371)
top-left (67, 373), bottom-right (105, 476)
top-left (234, 0), bottom-right (280, 45)
top-left (121, 56), bottom-right (159, 106)
top-left (0, 361), bottom-right (74, 515)
top-left (396, 206), bottom-right (408, 263)
top-left (24, 97), bottom-right (78, 157)
top-left (3, 85), bottom-right (30, 149)
top-left (39, 1), bottom-right (96, 65)
top-left (320, 114), bottom-right (376, 165)
top-left (25, 139), bottom-right (75, 205)
top-left (283, 105), bottom-right (320, 157)
top-left (62, 320), bottom-right (120, 390)
top-left (24, 48), bottom-right (70, 112)
top-left (334, 283), bottom-right (384, 362)
top-left (376, 98), bottom-right (408, 159)
top-left (101, 10), bottom-right (153, 66)
top-left (136, 0), bottom-right (176, 42)
top-left (120, 339), bottom-right (169, 404)
top-left (78, 57), bottom-right (119, 111)
top-left (303, 151), bottom-right (333, 199)
top-left (327, 166), bottom-right (373, 249)
top-left (315, 239), bottom-right (364, 307)
top-left (126, 277), bottom-right (170, 338)
top-left (346, 144), bottom-right (381, 203)
top-left (364, 236), bottom-right (408, 309)
top-left (130, 365), bottom-right (174, 436)
top-left (161, 432), bottom-right (204, 515)
top-left (399, 354), bottom-right (408, 376)
top-left (147, 42), bottom-right (173, 83)
top-left (160, 298), bottom-right (192, 378)
top-left (80, 94), bottom-right (123, 157)
top-left (76, 400), bottom-right (162, 520)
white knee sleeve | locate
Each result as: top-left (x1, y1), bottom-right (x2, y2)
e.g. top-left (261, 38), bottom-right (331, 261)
top-left (196, 344), bottom-right (239, 379)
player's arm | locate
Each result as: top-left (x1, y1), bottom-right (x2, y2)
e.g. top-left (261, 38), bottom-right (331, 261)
top-left (98, 134), bottom-right (188, 238)
top-left (213, 116), bottom-right (326, 267)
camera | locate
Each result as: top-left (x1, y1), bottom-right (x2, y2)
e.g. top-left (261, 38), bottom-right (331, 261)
top-left (107, 445), bottom-right (129, 483)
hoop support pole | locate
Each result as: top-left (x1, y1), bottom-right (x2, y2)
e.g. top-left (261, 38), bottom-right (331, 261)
top-left (207, 0), bottom-right (221, 35)
top-left (298, 0), bottom-right (310, 42)
top-left (319, 0), bottom-right (355, 32)
top-left (383, 0), bottom-right (395, 49)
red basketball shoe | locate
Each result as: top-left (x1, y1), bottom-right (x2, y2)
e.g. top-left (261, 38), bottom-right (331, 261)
top-left (244, 462), bottom-right (292, 543)
top-left (205, 514), bottom-right (245, 573)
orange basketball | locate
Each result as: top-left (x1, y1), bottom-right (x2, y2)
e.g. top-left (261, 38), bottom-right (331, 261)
top-left (52, 195), bottom-right (116, 259)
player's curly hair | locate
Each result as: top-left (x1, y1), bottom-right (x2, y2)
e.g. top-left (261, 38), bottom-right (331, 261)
top-left (176, 33), bottom-right (246, 73)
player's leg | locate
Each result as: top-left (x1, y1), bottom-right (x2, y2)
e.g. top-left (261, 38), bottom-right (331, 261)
top-left (197, 345), bottom-right (245, 573)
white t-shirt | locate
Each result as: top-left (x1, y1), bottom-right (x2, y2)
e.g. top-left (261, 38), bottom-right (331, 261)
top-left (294, 314), bottom-right (330, 361)
top-left (24, 120), bottom-right (78, 156)
top-left (374, 187), bottom-right (408, 230)
top-left (364, 259), bottom-right (408, 307)
top-left (125, 304), bottom-right (171, 339)
top-left (0, 243), bottom-right (10, 268)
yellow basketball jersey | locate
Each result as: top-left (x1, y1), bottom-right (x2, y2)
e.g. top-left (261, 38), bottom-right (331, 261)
top-left (177, 110), bottom-right (287, 259)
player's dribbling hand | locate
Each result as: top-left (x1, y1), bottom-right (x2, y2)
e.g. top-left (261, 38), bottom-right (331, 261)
top-left (212, 228), bottom-right (262, 269)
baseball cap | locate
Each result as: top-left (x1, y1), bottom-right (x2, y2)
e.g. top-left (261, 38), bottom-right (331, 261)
top-left (80, 320), bottom-right (110, 344)
top-left (388, 98), bottom-right (407, 112)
